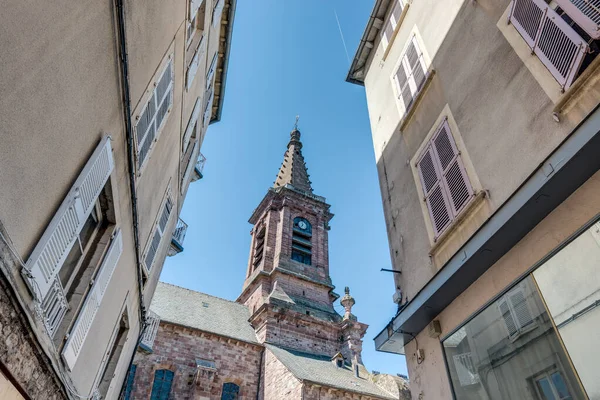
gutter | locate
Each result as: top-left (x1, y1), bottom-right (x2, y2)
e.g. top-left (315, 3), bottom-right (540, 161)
top-left (114, 0), bottom-right (148, 393)
top-left (212, 0), bottom-right (237, 123)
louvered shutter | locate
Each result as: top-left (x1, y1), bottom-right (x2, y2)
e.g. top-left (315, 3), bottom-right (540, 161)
top-left (553, 0), bottom-right (600, 39)
top-left (431, 121), bottom-right (473, 216)
top-left (203, 89), bottom-right (215, 127)
top-left (509, 288), bottom-right (534, 330)
top-left (206, 54), bottom-right (218, 90)
top-left (144, 193), bottom-right (174, 271)
top-left (186, 50), bottom-right (200, 91)
top-left (498, 297), bottom-right (518, 338)
top-left (182, 141), bottom-right (199, 191)
top-left (407, 37), bottom-right (427, 92)
top-left (395, 60), bottom-right (413, 111)
top-left (212, 0), bottom-right (224, 27)
top-left (62, 229), bottom-right (123, 370)
top-left (510, 0), bottom-right (588, 89)
top-left (189, 0), bottom-right (202, 20)
top-left (155, 60), bottom-right (173, 131)
top-left (417, 146), bottom-right (452, 237)
top-left (24, 137), bottom-right (114, 302)
top-left (183, 97), bottom-right (202, 152)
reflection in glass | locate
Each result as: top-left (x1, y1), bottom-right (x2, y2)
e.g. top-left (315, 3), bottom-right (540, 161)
top-left (443, 277), bottom-right (585, 400)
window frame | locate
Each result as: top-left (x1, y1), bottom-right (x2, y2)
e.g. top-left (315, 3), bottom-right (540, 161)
top-left (142, 185), bottom-right (175, 273)
top-left (291, 217), bottom-right (312, 266)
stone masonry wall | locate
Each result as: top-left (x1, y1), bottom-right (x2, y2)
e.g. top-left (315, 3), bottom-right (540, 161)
top-left (131, 322), bottom-right (263, 400)
top-left (0, 241), bottom-right (66, 400)
top-left (303, 384), bottom-right (390, 400)
top-left (261, 348), bottom-right (301, 400)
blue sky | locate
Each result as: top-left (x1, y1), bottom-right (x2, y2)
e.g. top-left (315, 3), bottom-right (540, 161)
top-left (160, 0), bottom-right (408, 376)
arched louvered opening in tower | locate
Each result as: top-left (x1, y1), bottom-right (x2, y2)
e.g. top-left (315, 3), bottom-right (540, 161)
top-left (252, 226), bottom-right (266, 271)
top-left (291, 217), bottom-right (312, 265)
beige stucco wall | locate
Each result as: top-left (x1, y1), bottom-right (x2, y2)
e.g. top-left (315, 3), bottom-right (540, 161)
top-left (0, 371), bottom-right (24, 400)
top-left (363, 0), bottom-right (600, 304)
top-left (404, 170), bottom-right (600, 399)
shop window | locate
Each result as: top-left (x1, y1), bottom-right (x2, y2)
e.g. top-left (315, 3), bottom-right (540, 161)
top-left (442, 276), bottom-right (585, 399)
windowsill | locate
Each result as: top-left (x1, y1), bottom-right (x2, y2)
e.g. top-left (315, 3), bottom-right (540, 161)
top-left (553, 54), bottom-right (600, 116)
top-left (398, 69), bottom-right (436, 132)
top-left (382, 3), bottom-right (411, 62)
top-left (429, 190), bottom-right (488, 256)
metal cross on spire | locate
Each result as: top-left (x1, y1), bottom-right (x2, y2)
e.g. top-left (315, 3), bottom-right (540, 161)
top-left (294, 115), bottom-right (300, 131)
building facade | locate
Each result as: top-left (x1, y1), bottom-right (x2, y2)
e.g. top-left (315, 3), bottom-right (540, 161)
top-left (0, 0), bottom-right (236, 398)
top-left (128, 128), bottom-right (411, 400)
top-left (347, 0), bottom-right (600, 399)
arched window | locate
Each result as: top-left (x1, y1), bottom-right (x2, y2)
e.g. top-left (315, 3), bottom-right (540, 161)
top-left (291, 217), bottom-right (312, 265)
top-left (150, 369), bottom-right (174, 400)
top-left (221, 382), bottom-right (240, 400)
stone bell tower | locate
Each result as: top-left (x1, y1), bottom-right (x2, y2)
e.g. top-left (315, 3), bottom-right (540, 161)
top-left (237, 123), bottom-right (368, 361)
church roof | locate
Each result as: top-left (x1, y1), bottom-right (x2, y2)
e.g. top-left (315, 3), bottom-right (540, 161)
top-left (273, 128), bottom-right (313, 194)
top-left (150, 282), bottom-right (260, 345)
top-left (265, 344), bottom-right (397, 400)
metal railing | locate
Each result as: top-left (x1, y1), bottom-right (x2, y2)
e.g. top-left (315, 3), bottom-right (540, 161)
top-left (140, 310), bottom-right (160, 351)
top-left (196, 152), bottom-right (206, 175)
top-left (171, 218), bottom-right (188, 251)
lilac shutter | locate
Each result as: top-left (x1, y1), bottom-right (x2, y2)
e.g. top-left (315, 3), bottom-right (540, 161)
top-left (553, 0), bottom-right (600, 39)
top-left (395, 59), bottom-right (413, 110)
top-left (407, 37), bottom-right (427, 91)
top-left (391, 0), bottom-right (404, 23)
top-left (417, 146), bottom-right (452, 237)
top-left (510, 0), bottom-right (588, 89)
top-left (431, 121), bottom-right (473, 216)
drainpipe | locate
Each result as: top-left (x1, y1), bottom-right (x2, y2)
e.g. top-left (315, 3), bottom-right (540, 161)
top-left (113, 0), bottom-right (148, 394)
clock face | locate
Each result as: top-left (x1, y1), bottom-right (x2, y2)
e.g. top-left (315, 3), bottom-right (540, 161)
top-left (298, 220), bottom-right (307, 230)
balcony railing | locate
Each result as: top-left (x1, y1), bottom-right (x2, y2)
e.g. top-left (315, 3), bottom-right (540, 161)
top-left (139, 311), bottom-right (160, 352)
top-left (192, 152), bottom-right (206, 182)
top-left (168, 218), bottom-right (188, 256)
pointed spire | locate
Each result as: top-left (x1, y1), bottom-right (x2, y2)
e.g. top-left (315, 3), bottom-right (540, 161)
top-left (273, 118), bottom-right (313, 193)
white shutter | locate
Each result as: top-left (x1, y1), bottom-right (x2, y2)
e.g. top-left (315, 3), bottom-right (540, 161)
top-left (62, 229), bottom-right (123, 370)
top-left (24, 137), bottom-right (114, 301)
top-left (182, 141), bottom-right (199, 192)
top-left (212, 0), bottom-right (224, 27)
top-left (189, 0), bottom-right (202, 19)
top-left (206, 53), bottom-right (218, 90)
top-left (186, 50), bottom-right (200, 91)
top-left (203, 89), bottom-right (214, 128)
top-left (143, 191), bottom-right (174, 271)
top-left (498, 296), bottom-right (518, 338)
top-left (509, 288), bottom-right (534, 330)
top-left (183, 97), bottom-right (202, 152)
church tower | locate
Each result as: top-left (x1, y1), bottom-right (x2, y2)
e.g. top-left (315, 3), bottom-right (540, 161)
top-left (237, 124), bottom-right (368, 363)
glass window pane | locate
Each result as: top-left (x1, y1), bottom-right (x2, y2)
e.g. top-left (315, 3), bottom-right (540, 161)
top-left (537, 377), bottom-right (557, 400)
top-left (443, 276), bottom-right (586, 400)
top-left (79, 208), bottom-right (99, 251)
top-left (551, 372), bottom-right (572, 400)
top-left (59, 240), bottom-right (82, 288)
top-left (533, 221), bottom-right (600, 399)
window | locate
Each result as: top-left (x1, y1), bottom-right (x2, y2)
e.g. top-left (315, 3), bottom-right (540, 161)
top-left (135, 59), bottom-right (174, 170)
top-left (144, 188), bottom-right (174, 272)
top-left (123, 364), bottom-right (137, 400)
top-left (394, 35), bottom-right (427, 114)
top-left (443, 276), bottom-right (585, 400)
top-left (535, 371), bottom-right (573, 400)
top-left (206, 53), bottom-right (218, 90)
top-left (416, 119), bottom-right (474, 238)
top-left (497, 284), bottom-right (535, 339)
top-left (381, 0), bottom-right (405, 51)
top-left (203, 88), bottom-right (214, 128)
top-left (252, 226), bottom-right (265, 270)
top-left (96, 310), bottom-right (129, 398)
top-left (150, 369), bottom-right (174, 400)
top-left (23, 137), bottom-right (119, 341)
top-left (508, 0), bottom-right (595, 90)
top-left (183, 97), bottom-right (201, 153)
top-left (221, 382), bottom-right (239, 400)
top-left (291, 217), bottom-right (312, 265)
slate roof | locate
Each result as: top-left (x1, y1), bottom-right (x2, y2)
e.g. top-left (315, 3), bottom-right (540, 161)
top-left (273, 128), bottom-right (313, 193)
top-left (150, 282), bottom-right (259, 344)
top-left (265, 344), bottom-right (396, 399)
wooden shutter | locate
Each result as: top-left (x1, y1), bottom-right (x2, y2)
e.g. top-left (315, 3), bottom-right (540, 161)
top-left (144, 191), bottom-right (174, 271)
top-left (150, 370), bottom-right (174, 400)
top-left (24, 137), bottom-right (114, 302)
top-left (395, 60), bottom-right (413, 111)
top-left (431, 120), bottom-right (473, 216)
top-left (395, 36), bottom-right (427, 112)
top-left (62, 229), bottom-right (123, 370)
top-left (554, 0), bottom-right (600, 39)
top-left (183, 97), bottom-right (202, 152)
top-left (510, 0), bottom-right (588, 89)
top-left (498, 297), bottom-right (519, 338)
top-left (155, 60), bottom-right (174, 131)
top-left (417, 146), bottom-right (452, 237)
top-left (182, 141), bottom-right (199, 191)
top-left (203, 89), bottom-right (215, 127)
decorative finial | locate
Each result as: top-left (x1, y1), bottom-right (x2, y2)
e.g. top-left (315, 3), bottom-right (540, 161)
top-left (340, 287), bottom-right (356, 321)
top-left (345, 286), bottom-right (350, 295)
top-left (294, 115), bottom-right (300, 131)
